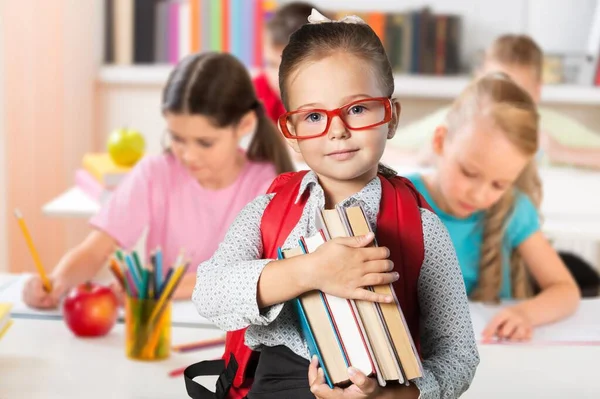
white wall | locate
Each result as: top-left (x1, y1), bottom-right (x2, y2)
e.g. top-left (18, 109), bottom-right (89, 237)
top-left (0, 1), bottom-right (6, 272)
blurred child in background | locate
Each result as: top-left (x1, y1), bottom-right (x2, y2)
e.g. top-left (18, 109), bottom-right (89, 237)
top-left (253, 1), bottom-right (319, 124)
top-left (23, 52), bottom-right (294, 309)
top-left (407, 73), bottom-right (580, 342)
top-left (387, 34), bottom-right (600, 170)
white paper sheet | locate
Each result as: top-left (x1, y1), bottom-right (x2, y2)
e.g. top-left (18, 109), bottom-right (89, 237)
top-left (469, 299), bottom-right (600, 344)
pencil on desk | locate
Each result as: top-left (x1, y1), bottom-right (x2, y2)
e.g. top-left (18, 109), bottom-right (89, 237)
top-left (13, 209), bottom-right (52, 292)
top-left (171, 336), bottom-right (227, 353)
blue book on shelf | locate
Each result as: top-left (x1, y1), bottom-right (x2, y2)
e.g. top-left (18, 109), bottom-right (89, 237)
top-left (277, 246), bottom-right (334, 388)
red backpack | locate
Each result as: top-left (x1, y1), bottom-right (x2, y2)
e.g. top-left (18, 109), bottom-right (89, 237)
top-left (184, 171), bottom-right (431, 399)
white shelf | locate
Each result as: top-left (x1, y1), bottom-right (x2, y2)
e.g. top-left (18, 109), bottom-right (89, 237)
top-left (97, 65), bottom-right (600, 105)
top-left (98, 65), bottom-right (174, 85)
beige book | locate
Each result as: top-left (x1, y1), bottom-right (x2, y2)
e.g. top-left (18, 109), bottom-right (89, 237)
top-left (327, 208), bottom-right (404, 383)
top-left (344, 206), bottom-right (423, 380)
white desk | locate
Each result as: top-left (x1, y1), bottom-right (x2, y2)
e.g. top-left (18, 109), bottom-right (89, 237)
top-left (463, 345), bottom-right (600, 398)
top-left (0, 273), bottom-right (216, 328)
top-left (1, 318), bottom-right (599, 398)
top-left (0, 318), bottom-right (223, 399)
top-left (42, 186), bottom-right (101, 218)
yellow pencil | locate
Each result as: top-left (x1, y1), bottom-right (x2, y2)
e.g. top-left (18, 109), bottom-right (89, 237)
top-left (148, 265), bottom-right (185, 325)
top-left (13, 209), bottom-right (52, 292)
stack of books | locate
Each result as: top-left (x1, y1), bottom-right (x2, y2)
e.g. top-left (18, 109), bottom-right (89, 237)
top-left (279, 205), bottom-right (422, 388)
top-left (75, 153), bottom-right (133, 203)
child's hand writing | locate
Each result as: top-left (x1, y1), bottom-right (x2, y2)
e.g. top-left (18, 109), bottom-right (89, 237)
top-left (482, 305), bottom-right (533, 342)
top-left (308, 232), bottom-right (397, 303)
top-left (22, 275), bottom-right (66, 309)
top-left (308, 355), bottom-right (382, 399)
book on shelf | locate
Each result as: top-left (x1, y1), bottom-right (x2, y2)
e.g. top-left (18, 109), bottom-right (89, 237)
top-left (278, 205), bottom-right (422, 388)
top-left (104, 0), bottom-right (276, 68)
top-left (104, 1), bottom-right (462, 76)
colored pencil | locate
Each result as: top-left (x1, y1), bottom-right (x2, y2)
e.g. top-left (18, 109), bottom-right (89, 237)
top-left (171, 336), bottom-right (227, 353)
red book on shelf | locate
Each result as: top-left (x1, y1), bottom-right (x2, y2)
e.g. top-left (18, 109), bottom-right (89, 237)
top-left (221, 0), bottom-right (230, 52)
top-left (253, 0), bottom-right (264, 68)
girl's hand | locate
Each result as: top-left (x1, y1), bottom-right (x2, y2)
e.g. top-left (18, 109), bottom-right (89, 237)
top-left (22, 275), bottom-right (67, 309)
top-left (308, 355), bottom-right (382, 399)
top-left (308, 233), bottom-right (398, 303)
top-left (482, 305), bottom-right (533, 342)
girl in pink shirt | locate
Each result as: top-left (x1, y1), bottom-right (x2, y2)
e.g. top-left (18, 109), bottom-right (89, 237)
top-left (23, 53), bottom-right (294, 309)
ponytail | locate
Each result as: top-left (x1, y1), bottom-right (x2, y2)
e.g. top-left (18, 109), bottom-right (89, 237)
top-left (247, 103), bottom-right (295, 175)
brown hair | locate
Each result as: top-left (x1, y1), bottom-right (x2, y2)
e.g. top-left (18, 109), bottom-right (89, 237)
top-left (446, 73), bottom-right (541, 302)
top-left (162, 52), bottom-right (294, 174)
top-left (266, 2), bottom-right (321, 46)
top-left (278, 20), bottom-right (397, 177)
top-left (485, 34), bottom-right (543, 80)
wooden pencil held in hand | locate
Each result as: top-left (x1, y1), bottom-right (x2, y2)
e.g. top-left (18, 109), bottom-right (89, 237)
top-left (183, 171), bottom-right (431, 399)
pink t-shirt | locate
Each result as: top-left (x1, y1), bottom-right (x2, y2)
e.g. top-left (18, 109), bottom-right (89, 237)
top-left (90, 153), bottom-right (276, 273)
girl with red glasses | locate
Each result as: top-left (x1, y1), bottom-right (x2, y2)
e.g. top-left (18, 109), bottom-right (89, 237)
top-left (194, 10), bottom-right (478, 399)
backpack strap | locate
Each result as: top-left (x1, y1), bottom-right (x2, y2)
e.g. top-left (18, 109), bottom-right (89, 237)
top-left (261, 170), bottom-right (310, 259)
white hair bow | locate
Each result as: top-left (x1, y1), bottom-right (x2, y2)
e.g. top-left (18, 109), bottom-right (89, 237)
top-left (307, 8), bottom-right (365, 25)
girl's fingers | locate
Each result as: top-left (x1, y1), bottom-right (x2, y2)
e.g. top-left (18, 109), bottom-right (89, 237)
top-left (359, 246), bottom-right (390, 262)
top-left (498, 318), bottom-right (519, 339)
top-left (308, 355), bottom-right (320, 386)
top-left (361, 272), bottom-right (399, 287)
top-left (353, 288), bottom-right (393, 303)
top-left (363, 259), bottom-right (394, 273)
top-left (482, 312), bottom-right (509, 339)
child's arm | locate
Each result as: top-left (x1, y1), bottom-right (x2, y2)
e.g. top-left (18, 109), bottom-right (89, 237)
top-left (193, 194), bottom-right (300, 331)
top-left (484, 232), bottom-right (579, 339)
top-left (22, 230), bottom-right (118, 308)
top-left (172, 273), bottom-right (196, 300)
top-left (193, 195), bottom-right (397, 331)
top-left (413, 210), bottom-right (479, 398)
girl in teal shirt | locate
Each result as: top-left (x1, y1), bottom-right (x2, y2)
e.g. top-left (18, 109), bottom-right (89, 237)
top-left (409, 73), bottom-right (580, 342)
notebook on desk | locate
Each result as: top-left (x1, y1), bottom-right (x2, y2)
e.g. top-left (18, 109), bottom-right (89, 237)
top-left (0, 274), bottom-right (216, 328)
top-left (469, 299), bottom-right (600, 345)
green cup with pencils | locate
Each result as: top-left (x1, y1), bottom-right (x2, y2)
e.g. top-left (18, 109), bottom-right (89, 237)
top-left (125, 297), bottom-right (172, 361)
top-left (109, 248), bottom-right (190, 361)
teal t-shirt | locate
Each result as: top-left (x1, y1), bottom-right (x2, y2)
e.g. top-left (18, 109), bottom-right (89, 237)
top-left (408, 174), bottom-right (541, 298)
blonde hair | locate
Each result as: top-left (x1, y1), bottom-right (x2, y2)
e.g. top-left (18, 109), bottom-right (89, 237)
top-left (446, 73), bottom-right (541, 302)
top-left (485, 34), bottom-right (543, 80)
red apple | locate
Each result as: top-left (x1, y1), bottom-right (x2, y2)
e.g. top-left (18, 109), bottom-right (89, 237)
top-left (63, 282), bottom-right (119, 337)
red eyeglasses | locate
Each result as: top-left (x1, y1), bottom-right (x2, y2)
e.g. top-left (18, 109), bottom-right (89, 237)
top-left (278, 97), bottom-right (393, 140)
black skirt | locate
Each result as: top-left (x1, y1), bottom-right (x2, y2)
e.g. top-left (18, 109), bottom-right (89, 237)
top-left (246, 345), bottom-right (314, 399)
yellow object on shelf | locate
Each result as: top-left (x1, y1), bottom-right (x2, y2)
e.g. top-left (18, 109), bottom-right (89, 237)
top-left (82, 153), bottom-right (133, 188)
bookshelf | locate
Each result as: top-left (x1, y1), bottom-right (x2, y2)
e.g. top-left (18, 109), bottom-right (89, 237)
top-left (98, 65), bottom-right (600, 106)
